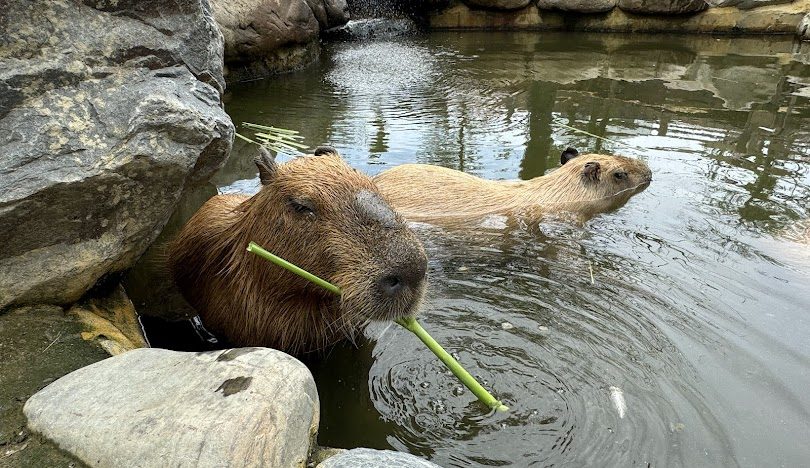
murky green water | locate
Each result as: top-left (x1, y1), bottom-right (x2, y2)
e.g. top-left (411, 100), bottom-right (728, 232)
top-left (140, 32), bottom-right (810, 466)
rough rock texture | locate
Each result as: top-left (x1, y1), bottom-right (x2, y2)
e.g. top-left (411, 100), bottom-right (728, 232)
top-left (430, 0), bottom-right (810, 34)
top-left (307, 0), bottom-right (351, 29)
top-left (317, 448), bottom-right (442, 468)
top-left (707, 0), bottom-right (793, 7)
top-left (24, 347), bottom-right (320, 468)
top-left (211, 0), bottom-right (350, 82)
top-left (800, 13), bottom-right (810, 39)
top-left (0, 0), bottom-right (234, 310)
top-left (464, 0), bottom-right (533, 9)
top-left (537, 0), bottom-right (617, 13)
top-left (616, 0), bottom-right (708, 14)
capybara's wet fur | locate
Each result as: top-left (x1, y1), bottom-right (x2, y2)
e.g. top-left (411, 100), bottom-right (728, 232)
top-left (168, 147), bottom-right (427, 354)
top-left (373, 148), bottom-right (652, 223)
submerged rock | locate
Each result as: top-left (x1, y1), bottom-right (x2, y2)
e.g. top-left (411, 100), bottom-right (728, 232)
top-left (317, 448), bottom-right (442, 468)
top-left (0, 0), bottom-right (234, 310)
top-left (24, 347), bottom-right (319, 468)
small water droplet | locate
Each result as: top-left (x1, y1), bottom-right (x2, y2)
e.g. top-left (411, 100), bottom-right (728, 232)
top-left (457, 266), bottom-right (468, 272)
top-left (420, 382), bottom-right (430, 389)
top-left (501, 322), bottom-right (514, 330)
top-left (453, 386), bottom-right (465, 396)
top-left (537, 325), bottom-right (550, 335)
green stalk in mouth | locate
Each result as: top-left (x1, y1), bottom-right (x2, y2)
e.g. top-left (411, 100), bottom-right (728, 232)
top-left (247, 241), bottom-right (509, 412)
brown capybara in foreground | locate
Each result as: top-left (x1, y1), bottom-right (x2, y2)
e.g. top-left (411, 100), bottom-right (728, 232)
top-left (168, 146), bottom-right (428, 354)
top-left (373, 148), bottom-right (652, 223)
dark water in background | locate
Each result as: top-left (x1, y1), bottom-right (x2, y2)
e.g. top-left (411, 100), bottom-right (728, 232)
top-left (130, 32), bottom-right (810, 466)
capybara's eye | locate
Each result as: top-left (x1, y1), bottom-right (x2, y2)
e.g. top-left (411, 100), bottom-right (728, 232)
top-left (613, 171), bottom-right (627, 181)
top-left (289, 198), bottom-right (315, 217)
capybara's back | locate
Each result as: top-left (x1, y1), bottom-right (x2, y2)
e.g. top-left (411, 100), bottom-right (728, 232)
top-left (374, 148), bottom-right (652, 222)
top-left (168, 147), bottom-right (428, 354)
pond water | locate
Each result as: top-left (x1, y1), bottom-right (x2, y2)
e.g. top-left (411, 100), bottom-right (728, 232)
top-left (135, 32), bottom-right (810, 466)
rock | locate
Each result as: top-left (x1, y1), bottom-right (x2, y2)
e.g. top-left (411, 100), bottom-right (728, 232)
top-left (430, 2), bottom-right (542, 28)
top-left (69, 284), bottom-right (148, 356)
top-left (464, 0), bottom-right (532, 9)
top-left (537, 0), bottom-right (617, 13)
top-left (212, 0), bottom-right (350, 81)
top-left (24, 347), bottom-right (319, 468)
top-left (0, 0), bottom-right (234, 310)
top-left (617, 0), bottom-right (708, 14)
top-left (317, 448), bottom-right (442, 468)
top-left (799, 13), bottom-right (810, 40)
top-left (306, 0), bottom-right (351, 29)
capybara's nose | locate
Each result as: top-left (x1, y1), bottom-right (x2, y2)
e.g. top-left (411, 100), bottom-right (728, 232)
top-left (378, 259), bottom-right (427, 297)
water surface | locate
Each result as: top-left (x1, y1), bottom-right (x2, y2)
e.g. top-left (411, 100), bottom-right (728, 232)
top-left (157, 32), bottom-right (810, 467)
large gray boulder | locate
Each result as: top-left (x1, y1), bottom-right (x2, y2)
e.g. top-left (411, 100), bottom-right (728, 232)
top-left (24, 347), bottom-right (320, 468)
top-left (617, 0), bottom-right (708, 13)
top-left (0, 0), bottom-right (234, 309)
top-left (317, 448), bottom-right (442, 468)
top-left (537, 0), bottom-right (617, 13)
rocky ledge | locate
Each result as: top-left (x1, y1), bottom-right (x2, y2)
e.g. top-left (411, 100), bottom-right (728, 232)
top-left (425, 0), bottom-right (810, 38)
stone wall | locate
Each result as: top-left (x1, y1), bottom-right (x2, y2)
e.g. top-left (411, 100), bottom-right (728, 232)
top-left (423, 0), bottom-right (810, 38)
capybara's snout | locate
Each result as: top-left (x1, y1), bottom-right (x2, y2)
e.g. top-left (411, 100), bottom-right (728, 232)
top-left (377, 249), bottom-right (428, 299)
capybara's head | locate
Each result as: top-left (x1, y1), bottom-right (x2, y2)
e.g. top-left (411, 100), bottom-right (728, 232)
top-left (243, 146), bottom-right (428, 345)
top-left (551, 147), bottom-right (652, 214)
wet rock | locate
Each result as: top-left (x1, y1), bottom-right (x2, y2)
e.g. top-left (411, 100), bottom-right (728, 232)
top-left (800, 13), bottom-right (810, 40)
top-left (0, 0), bottom-right (234, 310)
top-left (464, 0), bottom-right (532, 9)
top-left (212, 0), bottom-right (350, 82)
top-left (537, 0), bottom-right (617, 13)
top-left (24, 347), bottom-right (319, 468)
top-left (617, 0), bottom-right (708, 14)
top-left (317, 448), bottom-right (441, 468)
top-left (307, 0), bottom-right (351, 29)
top-left (69, 285), bottom-right (148, 356)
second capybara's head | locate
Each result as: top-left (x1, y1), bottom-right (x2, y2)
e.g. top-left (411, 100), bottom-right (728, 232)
top-left (551, 147), bottom-right (652, 214)
top-left (245, 146), bottom-right (428, 340)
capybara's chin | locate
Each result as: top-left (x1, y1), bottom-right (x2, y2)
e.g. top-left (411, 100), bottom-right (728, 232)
top-left (168, 146), bottom-right (428, 355)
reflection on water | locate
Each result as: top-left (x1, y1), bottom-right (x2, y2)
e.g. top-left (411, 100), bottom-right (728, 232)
top-left (140, 32), bottom-right (810, 466)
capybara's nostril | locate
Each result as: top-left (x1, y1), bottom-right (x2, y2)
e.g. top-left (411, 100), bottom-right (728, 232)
top-left (380, 275), bottom-right (403, 296)
top-left (379, 258), bottom-right (427, 297)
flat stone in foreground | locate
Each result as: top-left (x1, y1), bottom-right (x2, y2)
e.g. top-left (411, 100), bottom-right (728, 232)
top-left (317, 448), bottom-right (442, 468)
top-left (23, 347), bottom-right (319, 468)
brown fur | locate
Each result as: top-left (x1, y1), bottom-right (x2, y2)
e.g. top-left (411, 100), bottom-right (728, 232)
top-left (374, 152), bottom-right (652, 223)
top-left (168, 149), bottom-right (427, 354)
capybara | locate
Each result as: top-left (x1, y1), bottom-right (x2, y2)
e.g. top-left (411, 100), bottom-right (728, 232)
top-left (168, 146), bottom-right (428, 354)
top-left (373, 148), bottom-right (652, 223)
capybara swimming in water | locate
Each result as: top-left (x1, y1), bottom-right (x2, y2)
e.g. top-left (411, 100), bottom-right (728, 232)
top-left (373, 148), bottom-right (652, 223)
top-left (168, 146), bottom-right (428, 354)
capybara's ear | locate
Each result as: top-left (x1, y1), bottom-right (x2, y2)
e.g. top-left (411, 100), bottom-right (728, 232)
top-left (583, 161), bottom-right (601, 181)
top-left (561, 147), bottom-right (579, 165)
top-left (254, 146), bottom-right (278, 185)
top-left (314, 145), bottom-right (339, 157)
